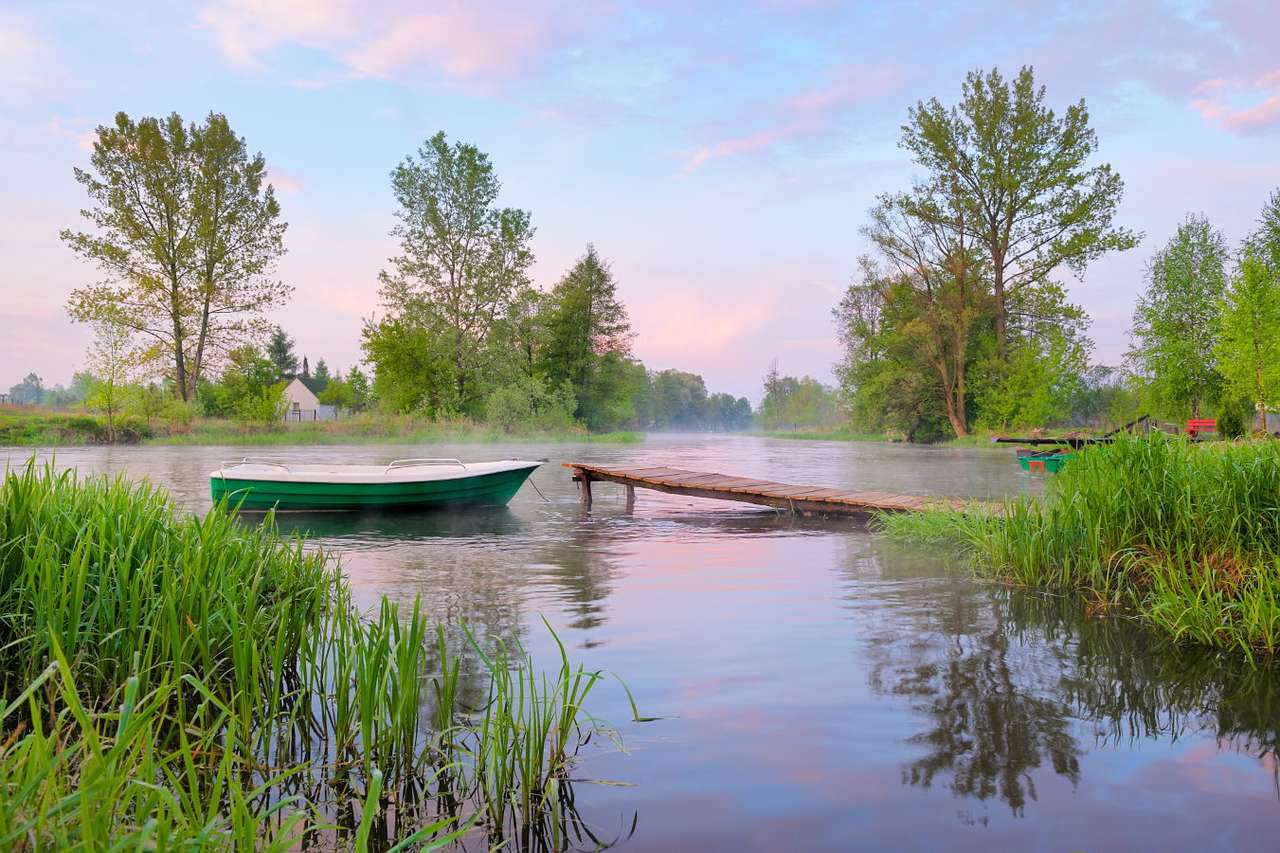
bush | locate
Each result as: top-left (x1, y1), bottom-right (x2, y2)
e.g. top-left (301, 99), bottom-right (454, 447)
top-left (485, 375), bottom-right (577, 434)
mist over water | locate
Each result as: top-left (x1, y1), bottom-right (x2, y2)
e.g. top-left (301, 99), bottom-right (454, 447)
top-left (8, 434), bottom-right (1278, 851)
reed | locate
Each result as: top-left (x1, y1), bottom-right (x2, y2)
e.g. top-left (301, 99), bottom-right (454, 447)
top-left (878, 435), bottom-right (1280, 663)
top-left (0, 463), bottom-right (644, 849)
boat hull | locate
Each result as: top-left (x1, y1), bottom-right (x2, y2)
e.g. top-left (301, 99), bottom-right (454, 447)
top-left (1016, 450), bottom-right (1073, 474)
top-left (211, 465), bottom-right (538, 511)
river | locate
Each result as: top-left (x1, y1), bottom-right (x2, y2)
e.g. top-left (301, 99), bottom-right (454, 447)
top-left (7, 434), bottom-right (1279, 851)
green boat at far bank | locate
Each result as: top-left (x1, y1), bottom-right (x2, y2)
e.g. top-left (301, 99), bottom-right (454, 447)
top-left (210, 458), bottom-right (542, 511)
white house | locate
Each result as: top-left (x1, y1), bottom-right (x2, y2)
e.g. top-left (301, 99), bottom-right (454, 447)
top-left (282, 377), bottom-right (337, 421)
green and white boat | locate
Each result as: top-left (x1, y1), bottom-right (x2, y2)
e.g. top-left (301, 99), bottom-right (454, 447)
top-left (210, 458), bottom-right (541, 511)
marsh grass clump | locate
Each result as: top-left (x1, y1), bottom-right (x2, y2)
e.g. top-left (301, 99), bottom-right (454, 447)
top-left (0, 464), bottom-right (641, 849)
top-left (878, 435), bottom-right (1280, 662)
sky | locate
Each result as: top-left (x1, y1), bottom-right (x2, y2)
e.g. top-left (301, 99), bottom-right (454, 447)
top-left (2, 0), bottom-right (1279, 402)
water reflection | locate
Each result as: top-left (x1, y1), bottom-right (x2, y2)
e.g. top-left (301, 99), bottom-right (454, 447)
top-left (7, 440), bottom-right (1280, 849)
top-left (855, 539), bottom-right (1280, 822)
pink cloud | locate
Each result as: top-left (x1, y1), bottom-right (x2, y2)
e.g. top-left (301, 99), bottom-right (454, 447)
top-left (266, 167), bottom-right (304, 194)
top-left (684, 64), bottom-right (899, 172)
top-left (685, 125), bottom-right (798, 172)
top-left (1192, 68), bottom-right (1280, 133)
top-left (196, 0), bottom-right (593, 86)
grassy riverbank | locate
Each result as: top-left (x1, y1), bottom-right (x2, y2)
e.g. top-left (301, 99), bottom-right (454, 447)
top-left (879, 435), bottom-right (1280, 663)
top-left (0, 406), bottom-right (642, 447)
top-left (0, 465), bottom-right (644, 848)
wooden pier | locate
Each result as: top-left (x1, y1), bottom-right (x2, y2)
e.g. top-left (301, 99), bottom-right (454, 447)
top-left (565, 463), bottom-right (964, 516)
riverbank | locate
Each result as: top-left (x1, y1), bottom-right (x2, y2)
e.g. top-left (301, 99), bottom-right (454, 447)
top-left (879, 435), bottom-right (1280, 663)
top-left (753, 426), bottom-right (1110, 447)
top-left (0, 407), bottom-right (642, 447)
top-left (0, 464), bottom-right (642, 847)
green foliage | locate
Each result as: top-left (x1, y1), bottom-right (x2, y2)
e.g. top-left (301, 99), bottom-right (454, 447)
top-left (901, 65), bottom-right (1138, 355)
top-left (0, 465), bottom-right (642, 847)
top-left (1214, 248), bottom-right (1280, 430)
top-left (312, 358), bottom-right (331, 387)
top-left (880, 436), bottom-right (1280, 662)
top-left (266, 325), bottom-right (298, 379)
top-left (199, 346), bottom-right (286, 424)
top-left (375, 131), bottom-right (534, 415)
top-left (484, 374), bottom-right (577, 434)
top-left (1128, 213), bottom-right (1228, 417)
top-left (63, 111), bottom-right (290, 401)
top-left (972, 329), bottom-right (1088, 430)
top-left (759, 363), bottom-right (838, 430)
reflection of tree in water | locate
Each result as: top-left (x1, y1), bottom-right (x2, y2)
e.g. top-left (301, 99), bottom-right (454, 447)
top-left (534, 519), bottom-right (620, 634)
top-left (855, 538), bottom-right (1280, 818)
top-left (868, 600), bottom-right (1080, 816)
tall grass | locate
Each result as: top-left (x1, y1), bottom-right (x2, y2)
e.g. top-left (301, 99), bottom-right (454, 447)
top-left (0, 464), bottom-right (644, 849)
top-left (878, 435), bottom-right (1280, 663)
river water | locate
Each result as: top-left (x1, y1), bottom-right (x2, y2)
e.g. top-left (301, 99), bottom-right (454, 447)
top-left (7, 435), bottom-right (1279, 851)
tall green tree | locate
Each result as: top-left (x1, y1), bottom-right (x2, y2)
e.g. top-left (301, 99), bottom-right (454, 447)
top-left (63, 112), bottom-right (289, 401)
top-left (1127, 214), bottom-right (1229, 417)
top-left (266, 326), bottom-right (298, 378)
top-left (373, 131), bottom-right (534, 414)
top-left (901, 66), bottom-right (1138, 359)
top-left (1215, 248), bottom-right (1280, 431)
top-left (540, 245), bottom-right (634, 423)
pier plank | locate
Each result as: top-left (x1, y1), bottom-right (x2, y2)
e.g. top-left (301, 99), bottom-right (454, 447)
top-left (565, 462), bottom-right (975, 517)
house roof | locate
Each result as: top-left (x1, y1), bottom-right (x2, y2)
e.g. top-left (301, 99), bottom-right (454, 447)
top-left (288, 375), bottom-right (327, 395)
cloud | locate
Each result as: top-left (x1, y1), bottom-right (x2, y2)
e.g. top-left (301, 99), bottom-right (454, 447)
top-left (267, 168), bottom-right (304, 194)
top-left (684, 65), bottom-right (899, 172)
top-left (1191, 68), bottom-right (1280, 133)
top-left (46, 117), bottom-right (95, 151)
top-left (196, 0), bottom-right (595, 87)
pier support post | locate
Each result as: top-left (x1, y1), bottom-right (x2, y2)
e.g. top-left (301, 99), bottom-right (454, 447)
top-left (577, 472), bottom-right (592, 507)
top-left (625, 484), bottom-right (636, 510)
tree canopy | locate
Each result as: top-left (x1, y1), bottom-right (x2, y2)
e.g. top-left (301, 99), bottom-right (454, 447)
top-left (63, 111), bottom-right (289, 401)
top-left (900, 66), bottom-right (1138, 360)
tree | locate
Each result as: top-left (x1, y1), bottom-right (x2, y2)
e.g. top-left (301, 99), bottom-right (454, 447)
top-left (647, 370), bottom-right (709, 430)
top-left (1128, 214), bottom-right (1228, 417)
top-left (63, 111), bottom-right (290, 401)
top-left (860, 184), bottom-right (988, 437)
top-left (346, 366), bottom-right (372, 411)
top-left (204, 346), bottom-right (285, 424)
top-left (8, 373), bottom-right (44, 406)
top-left (1256, 188), bottom-right (1280, 269)
top-left (374, 131), bottom-right (534, 414)
top-left (313, 359), bottom-right (331, 388)
top-left (901, 66), bottom-right (1138, 359)
top-left (83, 323), bottom-right (136, 441)
top-left (541, 245), bottom-right (635, 425)
top-left (1215, 248), bottom-right (1280, 431)
top-left (759, 367), bottom-right (837, 430)
top-left (267, 326), bottom-right (298, 378)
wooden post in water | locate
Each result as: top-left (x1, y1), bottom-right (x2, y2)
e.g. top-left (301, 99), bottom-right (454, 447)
top-left (625, 484), bottom-right (636, 510)
top-left (577, 471), bottom-right (592, 507)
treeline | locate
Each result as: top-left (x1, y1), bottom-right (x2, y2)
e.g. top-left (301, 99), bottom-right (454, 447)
top-left (54, 114), bottom-right (756, 434)
top-left (836, 66), bottom-right (1280, 442)
top-left (1128, 204), bottom-right (1280, 433)
top-left (361, 133), bottom-right (752, 433)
